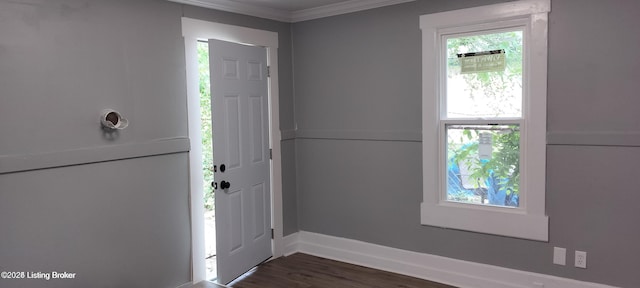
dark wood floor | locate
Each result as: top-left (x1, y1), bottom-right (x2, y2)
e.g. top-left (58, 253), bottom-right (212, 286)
top-left (216, 253), bottom-right (456, 288)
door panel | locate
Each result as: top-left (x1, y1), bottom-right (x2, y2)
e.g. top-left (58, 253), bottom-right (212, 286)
top-left (228, 190), bottom-right (243, 253)
top-left (250, 96), bottom-right (264, 163)
top-left (224, 94), bottom-right (241, 169)
top-left (252, 183), bottom-right (266, 240)
top-left (210, 39), bottom-right (271, 285)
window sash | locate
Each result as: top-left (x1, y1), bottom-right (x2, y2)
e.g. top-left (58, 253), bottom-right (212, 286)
top-left (439, 22), bottom-right (528, 121)
top-left (438, 119), bottom-right (524, 211)
top-left (438, 24), bottom-right (528, 210)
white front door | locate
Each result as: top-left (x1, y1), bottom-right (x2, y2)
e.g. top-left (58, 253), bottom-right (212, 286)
top-left (209, 39), bottom-right (271, 284)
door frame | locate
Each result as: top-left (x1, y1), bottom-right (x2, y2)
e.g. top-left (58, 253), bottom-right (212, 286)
top-left (181, 17), bottom-right (283, 284)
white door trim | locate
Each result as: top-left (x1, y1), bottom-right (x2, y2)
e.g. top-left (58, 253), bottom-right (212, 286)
top-left (181, 17), bottom-right (283, 284)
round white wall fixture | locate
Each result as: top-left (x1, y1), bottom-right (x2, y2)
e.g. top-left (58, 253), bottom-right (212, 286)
top-left (100, 109), bottom-right (129, 130)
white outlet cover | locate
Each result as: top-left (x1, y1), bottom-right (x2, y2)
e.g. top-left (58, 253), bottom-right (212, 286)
top-left (553, 247), bottom-right (566, 265)
top-left (575, 250), bottom-right (587, 268)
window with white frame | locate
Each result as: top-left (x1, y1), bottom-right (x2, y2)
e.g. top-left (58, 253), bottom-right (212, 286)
top-left (420, 0), bottom-right (550, 241)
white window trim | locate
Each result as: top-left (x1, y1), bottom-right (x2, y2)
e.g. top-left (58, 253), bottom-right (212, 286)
top-left (420, 0), bottom-right (550, 241)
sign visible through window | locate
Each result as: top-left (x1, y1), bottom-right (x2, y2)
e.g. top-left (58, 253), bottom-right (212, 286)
top-left (458, 50), bottom-right (506, 74)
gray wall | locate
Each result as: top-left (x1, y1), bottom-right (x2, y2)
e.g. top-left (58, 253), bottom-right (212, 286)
top-left (292, 0), bottom-right (640, 287)
top-left (0, 1), bottom-right (191, 287)
top-left (0, 0), bottom-right (187, 156)
top-left (0, 154), bottom-right (191, 288)
top-left (0, 0), bottom-right (296, 287)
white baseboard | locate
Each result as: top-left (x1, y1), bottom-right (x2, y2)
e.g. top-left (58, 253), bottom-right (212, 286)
top-left (282, 231), bottom-right (618, 288)
top-left (282, 232), bottom-right (300, 256)
top-left (176, 280), bottom-right (230, 288)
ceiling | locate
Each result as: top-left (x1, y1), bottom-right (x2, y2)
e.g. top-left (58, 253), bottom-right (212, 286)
top-left (170, 0), bottom-right (415, 22)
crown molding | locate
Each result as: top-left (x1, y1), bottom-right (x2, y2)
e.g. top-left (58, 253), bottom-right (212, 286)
top-left (291, 0), bottom-right (415, 22)
top-left (169, 0), bottom-right (416, 23)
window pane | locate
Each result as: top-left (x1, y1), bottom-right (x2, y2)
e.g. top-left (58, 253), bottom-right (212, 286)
top-left (446, 30), bottom-right (523, 118)
top-left (446, 124), bottom-right (520, 207)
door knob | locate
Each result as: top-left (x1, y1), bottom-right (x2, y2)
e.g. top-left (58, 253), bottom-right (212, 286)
top-left (220, 181), bottom-right (231, 189)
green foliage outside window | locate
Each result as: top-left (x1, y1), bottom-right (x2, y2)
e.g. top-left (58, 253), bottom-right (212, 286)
top-left (198, 42), bottom-right (215, 211)
top-left (446, 30), bottom-right (523, 205)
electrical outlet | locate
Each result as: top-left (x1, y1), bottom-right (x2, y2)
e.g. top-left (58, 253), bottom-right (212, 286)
top-left (575, 251), bottom-right (587, 268)
top-left (553, 247), bottom-right (566, 265)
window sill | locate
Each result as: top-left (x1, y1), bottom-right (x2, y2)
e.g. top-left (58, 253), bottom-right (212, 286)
top-left (420, 202), bottom-right (549, 241)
